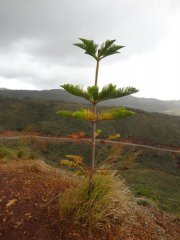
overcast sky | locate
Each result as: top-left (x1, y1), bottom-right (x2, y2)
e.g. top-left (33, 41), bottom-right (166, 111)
top-left (0, 0), bottom-right (179, 100)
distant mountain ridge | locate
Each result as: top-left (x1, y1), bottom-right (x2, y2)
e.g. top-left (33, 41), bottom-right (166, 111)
top-left (0, 88), bottom-right (180, 115)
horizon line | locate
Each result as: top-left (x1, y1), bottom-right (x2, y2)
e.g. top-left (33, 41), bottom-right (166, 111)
top-left (0, 87), bottom-right (180, 101)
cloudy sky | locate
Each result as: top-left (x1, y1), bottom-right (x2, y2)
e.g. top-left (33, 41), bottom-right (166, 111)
top-left (0, 0), bottom-right (179, 100)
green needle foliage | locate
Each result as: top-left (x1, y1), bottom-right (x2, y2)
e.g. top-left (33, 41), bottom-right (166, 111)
top-left (61, 83), bottom-right (138, 104)
top-left (57, 107), bottom-right (135, 122)
top-left (73, 38), bottom-right (124, 60)
top-left (74, 38), bottom-right (98, 59)
top-left (58, 38), bottom-right (138, 169)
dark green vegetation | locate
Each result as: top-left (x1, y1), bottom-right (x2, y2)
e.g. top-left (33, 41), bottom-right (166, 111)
top-left (122, 150), bottom-right (180, 215)
top-left (0, 96), bottom-right (180, 147)
top-left (1, 88), bottom-right (180, 115)
top-left (124, 168), bottom-right (180, 215)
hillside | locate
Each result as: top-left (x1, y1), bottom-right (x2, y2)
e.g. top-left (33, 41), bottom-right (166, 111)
top-left (0, 88), bottom-right (180, 115)
top-left (0, 96), bottom-right (180, 147)
top-left (0, 95), bottom-right (180, 220)
top-left (0, 160), bottom-right (179, 240)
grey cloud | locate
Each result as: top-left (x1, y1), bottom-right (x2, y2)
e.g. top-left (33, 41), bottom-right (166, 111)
top-left (0, 0), bottom-right (179, 98)
top-left (0, 0), bottom-right (176, 66)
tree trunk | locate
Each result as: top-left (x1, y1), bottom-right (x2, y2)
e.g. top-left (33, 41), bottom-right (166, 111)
top-left (91, 59), bottom-right (99, 168)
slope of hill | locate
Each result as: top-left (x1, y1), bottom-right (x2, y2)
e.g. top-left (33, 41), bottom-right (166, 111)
top-left (0, 160), bottom-right (179, 240)
top-left (0, 97), bottom-right (180, 147)
top-left (163, 109), bottom-right (180, 116)
top-left (0, 88), bottom-right (180, 115)
top-left (0, 96), bottom-right (179, 221)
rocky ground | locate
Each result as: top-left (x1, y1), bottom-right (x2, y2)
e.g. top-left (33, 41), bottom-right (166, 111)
top-left (0, 160), bottom-right (179, 240)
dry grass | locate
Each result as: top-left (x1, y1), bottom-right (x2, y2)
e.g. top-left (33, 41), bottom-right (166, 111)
top-left (58, 170), bottom-right (133, 232)
top-left (0, 158), bottom-right (72, 182)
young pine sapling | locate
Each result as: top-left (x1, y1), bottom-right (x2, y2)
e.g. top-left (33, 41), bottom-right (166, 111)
top-left (57, 39), bottom-right (139, 232)
top-left (57, 38), bottom-right (138, 178)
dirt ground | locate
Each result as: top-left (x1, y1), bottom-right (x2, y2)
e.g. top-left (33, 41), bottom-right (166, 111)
top-left (0, 160), bottom-right (179, 240)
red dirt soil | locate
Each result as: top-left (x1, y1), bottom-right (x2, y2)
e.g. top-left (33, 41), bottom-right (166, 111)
top-left (0, 160), bottom-right (179, 240)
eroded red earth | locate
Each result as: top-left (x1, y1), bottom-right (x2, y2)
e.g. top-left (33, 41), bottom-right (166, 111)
top-left (0, 160), bottom-right (179, 240)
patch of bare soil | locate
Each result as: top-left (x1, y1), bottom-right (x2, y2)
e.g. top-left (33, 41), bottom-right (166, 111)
top-left (0, 160), bottom-right (179, 240)
top-left (0, 130), bottom-right (21, 137)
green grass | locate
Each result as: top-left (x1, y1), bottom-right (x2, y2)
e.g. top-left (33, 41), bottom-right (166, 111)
top-left (123, 169), bottom-right (180, 216)
top-left (136, 151), bottom-right (180, 176)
